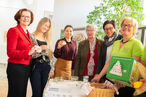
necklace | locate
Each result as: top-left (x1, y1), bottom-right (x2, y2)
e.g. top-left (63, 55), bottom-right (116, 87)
top-left (122, 39), bottom-right (129, 43)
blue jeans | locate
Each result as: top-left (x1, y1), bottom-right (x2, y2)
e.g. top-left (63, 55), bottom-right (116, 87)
top-left (30, 62), bottom-right (51, 97)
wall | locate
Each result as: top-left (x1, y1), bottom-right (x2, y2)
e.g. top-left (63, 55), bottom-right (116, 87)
top-left (52, 0), bottom-right (101, 49)
top-left (0, 0), bottom-right (54, 63)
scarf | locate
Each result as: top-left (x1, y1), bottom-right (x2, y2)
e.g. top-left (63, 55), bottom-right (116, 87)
top-left (104, 32), bottom-right (118, 47)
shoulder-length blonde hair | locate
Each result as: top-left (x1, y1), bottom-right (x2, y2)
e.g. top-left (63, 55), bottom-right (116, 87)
top-left (33, 17), bottom-right (53, 58)
top-left (121, 17), bottom-right (138, 35)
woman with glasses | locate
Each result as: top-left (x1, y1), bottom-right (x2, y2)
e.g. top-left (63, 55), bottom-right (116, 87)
top-left (7, 8), bottom-right (39, 97)
top-left (91, 20), bottom-right (122, 82)
top-left (92, 17), bottom-right (143, 97)
top-left (74, 24), bottom-right (103, 81)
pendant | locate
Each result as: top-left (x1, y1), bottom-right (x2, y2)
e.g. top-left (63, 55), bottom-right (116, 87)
top-left (43, 55), bottom-right (46, 61)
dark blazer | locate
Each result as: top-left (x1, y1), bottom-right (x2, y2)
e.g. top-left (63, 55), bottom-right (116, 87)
top-left (7, 24), bottom-right (33, 65)
top-left (74, 38), bottom-right (103, 80)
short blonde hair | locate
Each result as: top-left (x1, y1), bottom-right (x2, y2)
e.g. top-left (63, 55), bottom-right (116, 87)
top-left (121, 17), bottom-right (138, 35)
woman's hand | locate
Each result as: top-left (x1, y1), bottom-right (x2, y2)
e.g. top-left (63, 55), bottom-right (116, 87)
top-left (140, 78), bottom-right (146, 82)
top-left (28, 45), bottom-right (40, 55)
top-left (114, 83), bottom-right (125, 90)
top-left (49, 70), bottom-right (54, 78)
top-left (138, 79), bottom-right (146, 91)
top-left (138, 82), bottom-right (146, 91)
top-left (57, 40), bottom-right (66, 49)
top-left (92, 57), bottom-right (111, 82)
top-left (91, 74), bottom-right (101, 82)
top-left (40, 45), bottom-right (47, 50)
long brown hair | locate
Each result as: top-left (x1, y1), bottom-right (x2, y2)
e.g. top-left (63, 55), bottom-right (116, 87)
top-left (33, 17), bottom-right (53, 58)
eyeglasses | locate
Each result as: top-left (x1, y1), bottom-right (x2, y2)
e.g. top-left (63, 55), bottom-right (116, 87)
top-left (104, 27), bottom-right (113, 31)
top-left (21, 15), bottom-right (31, 19)
top-left (122, 24), bottom-right (133, 28)
top-left (86, 30), bottom-right (95, 32)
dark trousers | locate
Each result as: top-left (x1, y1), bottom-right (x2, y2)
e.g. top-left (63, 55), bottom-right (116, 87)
top-left (114, 86), bottom-right (135, 97)
top-left (7, 62), bottom-right (31, 97)
top-left (30, 62), bottom-right (51, 97)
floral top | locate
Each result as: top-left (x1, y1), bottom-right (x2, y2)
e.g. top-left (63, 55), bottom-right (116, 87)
top-left (30, 34), bottom-right (56, 70)
top-left (30, 34), bottom-right (50, 59)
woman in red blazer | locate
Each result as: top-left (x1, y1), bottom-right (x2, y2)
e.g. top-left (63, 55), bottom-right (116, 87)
top-left (7, 8), bottom-right (39, 97)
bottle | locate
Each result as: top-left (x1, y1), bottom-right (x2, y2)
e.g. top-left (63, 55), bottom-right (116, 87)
top-left (83, 76), bottom-right (89, 83)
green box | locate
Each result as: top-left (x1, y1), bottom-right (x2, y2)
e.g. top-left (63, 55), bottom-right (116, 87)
top-left (106, 56), bottom-right (140, 86)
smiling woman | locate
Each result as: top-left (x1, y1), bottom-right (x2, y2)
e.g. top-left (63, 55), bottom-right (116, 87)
top-left (92, 17), bottom-right (144, 97)
top-left (120, 18), bottom-right (138, 40)
top-left (74, 24), bottom-right (103, 82)
top-left (54, 25), bottom-right (77, 80)
top-left (30, 17), bottom-right (53, 97)
top-left (6, 8), bottom-right (38, 97)
top-left (91, 20), bottom-right (122, 82)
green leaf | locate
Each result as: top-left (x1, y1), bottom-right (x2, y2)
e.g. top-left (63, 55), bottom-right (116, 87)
top-left (87, 0), bottom-right (145, 39)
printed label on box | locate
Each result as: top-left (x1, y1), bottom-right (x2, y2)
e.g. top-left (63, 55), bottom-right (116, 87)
top-left (106, 56), bottom-right (140, 86)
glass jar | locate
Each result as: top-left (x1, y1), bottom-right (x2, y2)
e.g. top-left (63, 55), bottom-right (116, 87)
top-left (83, 76), bottom-right (89, 83)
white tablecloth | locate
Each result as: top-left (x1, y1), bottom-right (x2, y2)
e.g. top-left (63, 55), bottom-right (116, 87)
top-left (43, 79), bottom-right (87, 97)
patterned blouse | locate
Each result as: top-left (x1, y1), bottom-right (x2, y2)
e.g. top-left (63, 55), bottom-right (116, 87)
top-left (30, 34), bottom-right (56, 70)
top-left (30, 34), bottom-right (50, 59)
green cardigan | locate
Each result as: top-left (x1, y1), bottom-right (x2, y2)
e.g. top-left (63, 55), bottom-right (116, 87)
top-left (74, 38), bottom-right (103, 81)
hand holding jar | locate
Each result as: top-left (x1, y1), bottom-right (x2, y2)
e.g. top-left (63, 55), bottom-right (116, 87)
top-left (57, 40), bottom-right (66, 49)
